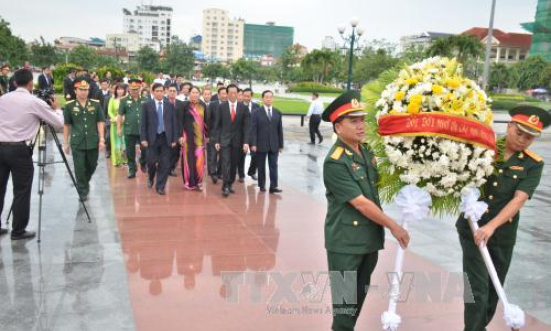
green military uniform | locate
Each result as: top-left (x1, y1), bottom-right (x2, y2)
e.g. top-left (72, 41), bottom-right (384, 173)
top-left (322, 91), bottom-right (385, 331)
top-left (64, 81), bottom-right (105, 199)
top-left (118, 79), bottom-right (146, 177)
top-left (455, 105), bottom-right (550, 331)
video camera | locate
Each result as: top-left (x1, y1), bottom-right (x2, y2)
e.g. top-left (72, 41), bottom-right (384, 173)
top-left (33, 88), bottom-right (55, 106)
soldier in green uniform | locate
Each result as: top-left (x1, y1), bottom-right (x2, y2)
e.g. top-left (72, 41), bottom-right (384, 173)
top-left (456, 106), bottom-right (551, 331)
top-left (118, 79), bottom-right (147, 178)
top-left (63, 78), bottom-right (106, 201)
top-left (321, 91), bottom-right (410, 331)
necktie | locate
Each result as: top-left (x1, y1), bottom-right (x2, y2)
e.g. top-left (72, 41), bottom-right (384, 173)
top-left (267, 107), bottom-right (272, 120)
top-left (231, 103), bottom-right (236, 123)
top-left (157, 102), bottom-right (164, 134)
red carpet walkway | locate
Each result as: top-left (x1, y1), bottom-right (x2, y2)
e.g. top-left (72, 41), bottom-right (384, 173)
top-left (107, 164), bottom-right (551, 331)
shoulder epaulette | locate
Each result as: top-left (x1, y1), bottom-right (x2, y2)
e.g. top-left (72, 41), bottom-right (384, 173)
top-left (331, 146), bottom-right (344, 160)
top-left (66, 100), bottom-right (75, 104)
top-left (524, 149), bottom-right (543, 163)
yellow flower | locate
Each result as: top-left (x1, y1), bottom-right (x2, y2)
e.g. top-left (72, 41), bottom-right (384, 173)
top-left (446, 78), bottom-right (461, 89)
top-left (452, 99), bottom-right (464, 111)
top-left (485, 110), bottom-right (494, 125)
top-left (395, 91), bottom-right (406, 101)
top-left (432, 85), bottom-right (444, 95)
top-left (410, 94), bottom-right (423, 104)
top-left (406, 78), bottom-right (419, 86)
top-left (407, 102), bottom-right (421, 114)
top-left (477, 91), bottom-right (486, 101)
top-left (390, 109), bottom-right (399, 114)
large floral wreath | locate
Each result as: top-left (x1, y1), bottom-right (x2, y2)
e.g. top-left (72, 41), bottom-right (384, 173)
top-left (363, 57), bottom-right (496, 214)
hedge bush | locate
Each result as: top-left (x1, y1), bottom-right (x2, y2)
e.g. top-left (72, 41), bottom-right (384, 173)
top-left (289, 82), bottom-right (344, 93)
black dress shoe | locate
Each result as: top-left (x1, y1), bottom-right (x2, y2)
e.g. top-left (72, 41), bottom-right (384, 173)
top-left (211, 176), bottom-right (218, 184)
top-left (269, 188), bottom-right (283, 194)
top-left (80, 195), bottom-right (88, 202)
top-left (127, 173), bottom-right (136, 179)
top-left (169, 170), bottom-right (177, 177)
top-left (238, 177), bottom-right (245, 183)
top-left (148, 178), bottom-right (154, 188)
top-left (140, 164), bottom-right (147, 173)
top-left (259, 187), bottom-right (266, 192)
top-left (228, 187), bottom-right (236, 194)
top-left (11, 230), bottom-right (36, 241)
top-left (0, 228), bottom-right (8, 236)
top-left (318, 137), bottom-right (324, 144)
top-left (156, 188), bottom-right (166, 195)
top-left (222, 188), bottom-right (230, 197)
top-left (249, 174), bottom-right (258, 181)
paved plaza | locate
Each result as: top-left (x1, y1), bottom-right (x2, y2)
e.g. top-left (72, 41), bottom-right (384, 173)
top-left (1, 115), bottom-right (550, 330)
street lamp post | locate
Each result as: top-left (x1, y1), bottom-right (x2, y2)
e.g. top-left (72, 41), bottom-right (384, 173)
top-left (481, 0), bottom-right (497, 90)
top-left (339, 17), bottom-right (364, 91)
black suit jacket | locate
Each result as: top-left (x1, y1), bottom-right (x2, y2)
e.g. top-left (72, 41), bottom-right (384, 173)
top-left (211, 94), bottom-right (219, 103)
top-left (249, 106), bottom-right (284, 153)
top-left (213, 101), bottom-right (249, 148)
top-left (140, 99), bottom-right (178, 147)
top-left (38, 74), bottom-right (53, 90)
top-left (165, 98), bottom-right (185, 137)
top-left (206, 100), bottom-right (220, 135)
top-left (63, 76), bottom-right (75, 100)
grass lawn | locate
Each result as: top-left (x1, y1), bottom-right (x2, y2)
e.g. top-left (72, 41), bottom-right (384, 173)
top-left (293, 91), bottom-right (342, 98)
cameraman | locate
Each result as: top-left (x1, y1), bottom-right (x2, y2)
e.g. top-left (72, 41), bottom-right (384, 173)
top-left (0, 69), bottom-right (64, 240)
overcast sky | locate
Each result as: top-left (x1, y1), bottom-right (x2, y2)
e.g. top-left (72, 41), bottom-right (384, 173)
top-left (1, 0), bottom-right (538, 50)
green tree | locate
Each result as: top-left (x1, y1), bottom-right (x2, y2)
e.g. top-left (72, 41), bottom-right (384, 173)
top-left (30, 37), bottom-right (60, 67)
top-left (279, 44), bottom-right (304, 81)
top-left (136, 46), bottom-right (159, 72)
top-left (399, 44), bottom-right (427, 64)
top-left (509, 56), bottom-right (550, 90)
top-left (352, 47), bottom-right (399, 87)
top-left (427, 35), bottom-right (483, 75)
top-left (427, 37), bottom-right (455, 58)
top-left (162, 43), bottom-right (194, 76)
top-left (202, 62), bottom-right (226, 82)
top-left (0, 17), bottom-right (30, 65)
top-left (488, 62), bottom-right (511, 90)
top-left (230, 58), bottom-right (261, 86)
top-left (301, 49), bottom-right (341, 84)
top-left (68, 45), bottom-right (98, 68)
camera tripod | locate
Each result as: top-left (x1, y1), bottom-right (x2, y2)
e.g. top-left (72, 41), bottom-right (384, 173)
top-left (6, 121), bottom-right (91, 243)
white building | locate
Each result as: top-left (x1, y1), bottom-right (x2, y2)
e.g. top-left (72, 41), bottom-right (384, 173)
top-left (322, 36), bottom-right (336, 50)
top-left (106, 33), bottom-right (140, 53)
top-left (202, 8), bottom-right (244, 62)
top-left (123, 5), bottom-right (173, 51)
top-left (399, 31), bottom-right (455, 52)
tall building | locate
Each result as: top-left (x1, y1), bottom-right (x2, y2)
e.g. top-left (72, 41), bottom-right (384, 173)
top-left (122, 5), bottom-right (173, 51)
top-left (243, 22), bottom-right (294, 59)
top-left (462, 27), bottom-right (532, 63)
top-left (522, 0), bottom-right (551, 61)
top-left (202, 8), bottom-right (244, 62)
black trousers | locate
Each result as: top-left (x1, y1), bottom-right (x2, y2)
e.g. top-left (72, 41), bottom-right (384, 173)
top-left (125, 134), bottom-right (147, 175)
top-left (256, 151), bottom-right (279, 190)
top-left (0, 144), bottom-right (34, 235)
top-left (105, 122), bottom-right (111, 156)
top-left (207, 142), bottom-right (221, 177)
top-left (247, 151), bottom-right (258, 177)
top-left (220, 145), bottom-right (241, 189)
top-left (147, 133), bottom-right (171, 190)
top-left (170, 143), bottom-right (181, 172)
top-left (309, 114), bottom-right (322, 143)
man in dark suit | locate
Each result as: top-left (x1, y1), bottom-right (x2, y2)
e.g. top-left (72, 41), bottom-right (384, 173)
top-left (206, 87), bottom-right (227, 184)
top-left (37, 67), bottom-right (53, 91)
top-left (165, 83), bottom-right (186, 176)
top-left (241, 88), bottom-right (261, 181)
top-left (98, 79), bottom-right (111, 158)
top-left (210, 81), bottom-right (225, 103)
top-left (140, 83), bottom-right (178, 195)
top-left (249, 90), bottom-right (283, 194)
top-left (63, 68), bottom-right (77, 101)
top-left (213, 84), bottom-right (249, 197)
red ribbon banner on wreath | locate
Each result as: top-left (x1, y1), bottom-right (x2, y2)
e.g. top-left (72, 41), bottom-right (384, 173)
top-left (378, 112), bottom-right (496, 150)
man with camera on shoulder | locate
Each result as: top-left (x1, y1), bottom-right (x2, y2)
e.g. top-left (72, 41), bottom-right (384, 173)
top-left (0, 69), bottom-right (64, 240)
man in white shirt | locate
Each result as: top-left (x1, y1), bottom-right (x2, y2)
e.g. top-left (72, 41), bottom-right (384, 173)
top-left (153, 71), bottom-right (166, 85)
top-left (306, 92), bottom-right (324, 144)
top-left (0, 69), bottom-right (64, 240)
